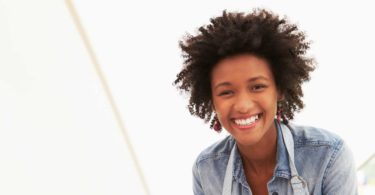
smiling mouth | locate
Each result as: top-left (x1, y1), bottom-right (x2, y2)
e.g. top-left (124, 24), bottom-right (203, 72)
top-left (233, 114), bottom-right (262, 127)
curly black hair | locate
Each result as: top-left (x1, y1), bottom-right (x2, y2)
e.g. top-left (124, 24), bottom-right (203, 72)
top-left (174, 8), bottom-right (315, 126)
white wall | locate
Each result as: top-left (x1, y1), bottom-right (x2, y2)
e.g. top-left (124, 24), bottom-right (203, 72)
top-left (0, 0), bottom-right (374, 194)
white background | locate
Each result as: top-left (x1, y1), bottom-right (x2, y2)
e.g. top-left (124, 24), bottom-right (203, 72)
top-left (1, 0), bottom-right (374, 194)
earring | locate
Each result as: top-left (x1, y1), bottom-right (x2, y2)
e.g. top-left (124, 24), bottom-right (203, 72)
top-left (211, 114), bottom-right (222, 132)
top-left (277, 101), bottom-right (283, 122)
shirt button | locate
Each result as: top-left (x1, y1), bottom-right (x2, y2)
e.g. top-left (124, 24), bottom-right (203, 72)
top-left (272, 192), bottom-right (278, 195)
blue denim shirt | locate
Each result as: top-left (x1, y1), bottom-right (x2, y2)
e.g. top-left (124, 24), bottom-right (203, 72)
top-left (193, 121), bottom-right (358, 194)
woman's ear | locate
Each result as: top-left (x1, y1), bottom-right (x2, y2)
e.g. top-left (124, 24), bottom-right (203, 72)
top-left (211, 103), bottom-right (216, 112)
top-left (277, 90), bottom-right (285, 101)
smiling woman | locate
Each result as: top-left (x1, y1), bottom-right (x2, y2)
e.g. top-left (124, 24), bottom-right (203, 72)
top-left (211, 55), bottom-right (279, 149)
top-left (174, 9), bottom-right (358, 195)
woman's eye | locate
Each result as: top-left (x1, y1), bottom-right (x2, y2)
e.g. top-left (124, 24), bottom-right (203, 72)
top-left (252, 84), bottom-right (266, 91)
top-left (218, 90), bottom-right (233, 96)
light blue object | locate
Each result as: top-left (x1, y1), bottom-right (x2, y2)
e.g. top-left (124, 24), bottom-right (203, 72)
top-left (193, 120), bottom-right (358, 194)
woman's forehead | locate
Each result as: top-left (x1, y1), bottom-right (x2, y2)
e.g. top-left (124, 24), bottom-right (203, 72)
top-left (211, 54), bottom-right (273, 82)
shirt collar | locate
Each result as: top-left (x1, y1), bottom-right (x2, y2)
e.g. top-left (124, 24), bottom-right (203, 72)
top-left (274, 120), bottom-right (291, 179)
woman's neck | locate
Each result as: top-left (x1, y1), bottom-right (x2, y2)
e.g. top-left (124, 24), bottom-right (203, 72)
top-left (237, 124), bottom-right (278, 175)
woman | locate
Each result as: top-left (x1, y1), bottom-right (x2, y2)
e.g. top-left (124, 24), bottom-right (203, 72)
top-left (174, 9), bottom-right (358, 195)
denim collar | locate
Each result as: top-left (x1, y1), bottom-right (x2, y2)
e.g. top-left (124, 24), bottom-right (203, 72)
top-left (274, 121), bottom-right (292, 179)
top-left (232, 120), bottom-right (292, 189)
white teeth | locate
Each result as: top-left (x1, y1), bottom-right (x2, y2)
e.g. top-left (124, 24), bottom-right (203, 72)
top-left (234, 114), bottom-right (260, 126)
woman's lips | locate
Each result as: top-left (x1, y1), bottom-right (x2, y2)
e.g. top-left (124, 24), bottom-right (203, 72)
top-left (232, 113), bottom-right (262, 130)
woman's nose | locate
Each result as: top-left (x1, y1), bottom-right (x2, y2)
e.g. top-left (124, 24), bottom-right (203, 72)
top-left (233, 93), bottom-right (254, 113)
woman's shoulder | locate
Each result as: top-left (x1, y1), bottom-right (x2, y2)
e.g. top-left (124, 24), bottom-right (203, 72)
top-left (286, 123), bottom-right (357, 193)
top-left (287, 122), bottom-right (344, 149)
top-left (194, 135), bottom-right (235, 165)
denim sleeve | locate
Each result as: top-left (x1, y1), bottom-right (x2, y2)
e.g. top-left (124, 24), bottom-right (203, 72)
top-left (322, 140), bottom-right (358, 194)
top-left (193, 162), bottom-right (205, 195)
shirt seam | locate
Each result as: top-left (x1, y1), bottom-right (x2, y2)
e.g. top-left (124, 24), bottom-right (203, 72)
top-left (196, 153), bottom-right (230, 164)
top-left (321, 138), bottom-right (343, 188)
top-left (294, 140), bottom-right (337, 148)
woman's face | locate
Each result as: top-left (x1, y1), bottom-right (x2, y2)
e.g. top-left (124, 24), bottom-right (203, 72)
top-left (211, 54), bottom-right (279, 147)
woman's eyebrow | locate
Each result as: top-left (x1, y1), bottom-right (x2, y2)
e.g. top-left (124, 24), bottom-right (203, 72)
top-left (247, 76), bottom-right (269, 82)
top-left (214, 76), bottom-right (269, 90)
top-left (213, 82), bottom-right (231, 90)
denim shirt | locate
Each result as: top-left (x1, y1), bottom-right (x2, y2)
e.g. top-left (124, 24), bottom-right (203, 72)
top-left (192, 121), bottom-right (358, 194)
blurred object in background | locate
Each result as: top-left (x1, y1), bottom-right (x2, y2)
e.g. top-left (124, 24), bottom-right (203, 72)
top-left (358, 153), bottom-right (375, 195)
